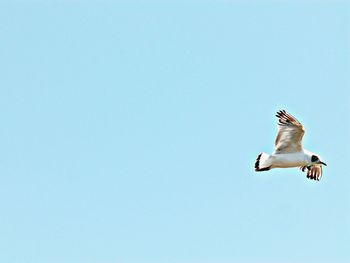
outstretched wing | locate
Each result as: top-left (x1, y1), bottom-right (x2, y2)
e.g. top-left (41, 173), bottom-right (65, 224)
top-left (274, 110), bottom-right (305, 154)
top-left (301, 164), bottom-right (323, 181)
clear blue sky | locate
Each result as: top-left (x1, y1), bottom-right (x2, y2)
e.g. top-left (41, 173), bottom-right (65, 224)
top-left (0, 1), bottom-right (349, 263)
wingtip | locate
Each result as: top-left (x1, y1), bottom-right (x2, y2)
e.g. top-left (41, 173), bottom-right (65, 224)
top-left (305, 165), bottom-right (322, 181)
top-left (254, 153), bottom-right (262, 170)
top-left (276, 110), bottom-right (286, 117)
top-left (254, 153), bottom-right (271, 172)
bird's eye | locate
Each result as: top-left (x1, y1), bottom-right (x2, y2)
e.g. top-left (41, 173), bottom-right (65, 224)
top-left (311, 155), bottom-right (319, 162)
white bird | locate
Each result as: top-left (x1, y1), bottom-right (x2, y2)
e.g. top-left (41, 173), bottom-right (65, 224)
top-left (255, 110), bottom-right (327, 181)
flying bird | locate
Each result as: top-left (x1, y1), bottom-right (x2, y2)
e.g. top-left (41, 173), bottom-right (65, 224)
top-left (255, 110), bottom-right (327, 181)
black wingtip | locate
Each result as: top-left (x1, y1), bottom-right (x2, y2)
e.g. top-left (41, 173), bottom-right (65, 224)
top-left (255, 153), bottom-right (262, 170)
top-left (254, 153), bottom-right (271, 172)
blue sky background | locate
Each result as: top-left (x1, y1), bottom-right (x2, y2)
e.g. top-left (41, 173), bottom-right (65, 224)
top-left (0, 1), bottom-right (349, 263)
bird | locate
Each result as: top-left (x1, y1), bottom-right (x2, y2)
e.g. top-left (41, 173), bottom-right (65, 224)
top-left (254, 110), bottom-right (327, 181)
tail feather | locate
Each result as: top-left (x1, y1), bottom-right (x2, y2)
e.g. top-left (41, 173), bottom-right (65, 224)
top-left (255, 153), bottom-right (271, 172)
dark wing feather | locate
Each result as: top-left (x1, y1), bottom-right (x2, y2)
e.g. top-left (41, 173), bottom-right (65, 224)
top-left (300, 164), bottom-right (322, 181)
top-left (274, 110), bottom-right (305, 154)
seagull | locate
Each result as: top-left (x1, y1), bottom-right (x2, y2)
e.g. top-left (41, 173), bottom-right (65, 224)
top-left (255, 110), bottom-right (327, 181)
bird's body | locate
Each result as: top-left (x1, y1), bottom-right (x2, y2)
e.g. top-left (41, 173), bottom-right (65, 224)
top-left (259, 150), bottom-right (312, 168)
top-left (270, 151), bottom-right (309, 168)
top-left (255, 110), bottom-right (326, 181)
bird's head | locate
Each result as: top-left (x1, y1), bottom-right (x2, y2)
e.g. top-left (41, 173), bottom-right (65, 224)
top-left (311, 154), bottom-right (327, 166)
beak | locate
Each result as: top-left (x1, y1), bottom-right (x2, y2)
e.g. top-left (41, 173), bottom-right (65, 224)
top-left (319, 161), bottom-right (327, 166)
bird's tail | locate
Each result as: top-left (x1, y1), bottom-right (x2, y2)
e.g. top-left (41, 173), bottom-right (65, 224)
top-left (255, 152), bottom-right (272, 172)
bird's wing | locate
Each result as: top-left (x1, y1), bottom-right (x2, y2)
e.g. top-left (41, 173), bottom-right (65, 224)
top-left (274, 110), bottom-right (305, 154)
top-left (301, 164), bottom-right (323, 181)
